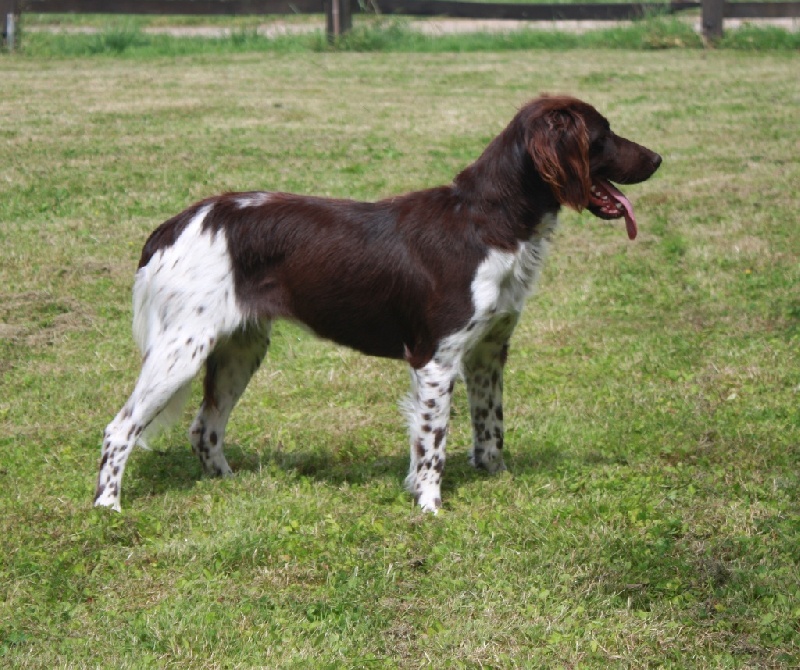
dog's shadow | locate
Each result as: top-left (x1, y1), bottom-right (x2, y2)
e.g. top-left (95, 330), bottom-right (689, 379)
top-left (127, 432), bottom-right (570, 505)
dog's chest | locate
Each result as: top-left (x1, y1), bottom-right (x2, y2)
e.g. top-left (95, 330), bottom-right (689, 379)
top-left (432, 217), bottom-right (558, 367)
top-left (470, 214), bottom-right (558, 321)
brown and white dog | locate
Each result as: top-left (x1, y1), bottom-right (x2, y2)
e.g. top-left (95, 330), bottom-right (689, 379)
top-left (95, 95), bottom-right (661, 513)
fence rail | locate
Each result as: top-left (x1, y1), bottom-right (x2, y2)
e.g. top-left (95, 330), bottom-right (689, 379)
top-left (20, 0), bottom-right (321, 14)
top-left (3, 0), bottom-right (799, 48)
top-left (375, 0), bottom-right (702, 20)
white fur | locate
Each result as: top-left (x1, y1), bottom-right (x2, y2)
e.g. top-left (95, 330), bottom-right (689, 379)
top-left (134, 206), bottom-right (243, 352)
top-left (403, 359), bottom-right (456, 513)
top-left (235, 192), bottom-right (273, 209)
top-left (471, 213), bottom-right (558, 319)
top-left (436, 213), bottom-right (559, 369)
top-left (132, 205), bottom-right (245, 440)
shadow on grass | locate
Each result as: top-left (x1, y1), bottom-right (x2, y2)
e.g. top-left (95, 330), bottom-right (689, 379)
top-left (126, 430), bottom-right (574, 504)
top-left (125, 444), bottom-right (203, 502)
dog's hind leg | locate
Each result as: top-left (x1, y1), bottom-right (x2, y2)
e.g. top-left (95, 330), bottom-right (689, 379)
top-left (189, 320), bottom-right (272, 477)
top-left (94, 333), bottom-right (214, 511)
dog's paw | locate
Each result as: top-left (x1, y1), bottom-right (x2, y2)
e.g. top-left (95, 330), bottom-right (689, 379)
top-left (93, 494), bottom-right (122, 513)
top-left (206, 462), bottom-right (234, 478)
top-left (469, 448), bottom-right (507, 474)
top-left (416, 489), bottom-right (442, 514)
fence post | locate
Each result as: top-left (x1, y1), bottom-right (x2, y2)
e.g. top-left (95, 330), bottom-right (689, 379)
top-left (326, 0), bottom-right (352, 41)
top-left (702, 0), bottom-right (725, 41)
top-left (1, 0), bottom-right (16, 51)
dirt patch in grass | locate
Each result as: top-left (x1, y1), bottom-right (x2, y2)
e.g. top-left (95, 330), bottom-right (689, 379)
top-left (0, 290), bottom-right (94, 348)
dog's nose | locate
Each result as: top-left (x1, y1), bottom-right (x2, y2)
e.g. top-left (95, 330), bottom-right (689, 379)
top-left (651, 153), bottom-right (663, 170)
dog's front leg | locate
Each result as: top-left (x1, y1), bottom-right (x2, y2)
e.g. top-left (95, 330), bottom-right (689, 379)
top-left (404, 359), bottom-right (457, 513)
top-left (464, 340), bottom-right (509, 474)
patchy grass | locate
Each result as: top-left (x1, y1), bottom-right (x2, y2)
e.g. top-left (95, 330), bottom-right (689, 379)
top-left (1, 48), bottom-right (798, 667)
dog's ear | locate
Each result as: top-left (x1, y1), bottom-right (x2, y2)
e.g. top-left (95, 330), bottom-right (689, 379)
top-left (526, 106), bottom-right (590, 211)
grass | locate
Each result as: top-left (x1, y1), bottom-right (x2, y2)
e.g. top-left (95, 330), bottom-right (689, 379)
top-left (1, 39), bottom-right (799, 668)
top-left (12, 12), bottom-right (800, 55)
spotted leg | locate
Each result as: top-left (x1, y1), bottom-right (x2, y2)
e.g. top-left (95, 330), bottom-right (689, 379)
top-left (189, 321), bottom-right (272, 476)
top-left (94, 334), bottom-right (213, 511)
top-left (464, 327), bottom-right (514, 474)
top-left (404, 358), bottom-right (458, 513)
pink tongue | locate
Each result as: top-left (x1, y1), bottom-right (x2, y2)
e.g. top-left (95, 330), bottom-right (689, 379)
top-left (602, 180), bottom-right (638, 240)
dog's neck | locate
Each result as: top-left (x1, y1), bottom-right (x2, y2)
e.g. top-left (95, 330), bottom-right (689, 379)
top-left (452, 118), bottom-right (561, 243)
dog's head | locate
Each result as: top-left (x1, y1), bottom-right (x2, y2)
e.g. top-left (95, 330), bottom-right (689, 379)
top-left (523, 95), bottom-right (662, 239)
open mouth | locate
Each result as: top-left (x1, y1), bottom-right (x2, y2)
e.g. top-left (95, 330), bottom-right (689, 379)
top-left (589, 179), bottom-right (638, 240)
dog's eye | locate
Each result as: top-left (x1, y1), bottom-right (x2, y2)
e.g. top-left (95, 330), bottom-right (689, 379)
top-left (590, 137), bottom-right (607, 156)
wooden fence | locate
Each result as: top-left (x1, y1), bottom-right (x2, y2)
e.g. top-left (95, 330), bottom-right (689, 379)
top-left (2, 0), bottom-right (799, 48)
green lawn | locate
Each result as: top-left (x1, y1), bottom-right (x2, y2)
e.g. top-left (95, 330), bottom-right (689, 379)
top-left (1, 42), bottom-right (798, 667)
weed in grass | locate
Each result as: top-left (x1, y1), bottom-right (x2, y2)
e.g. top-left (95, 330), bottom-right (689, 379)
top-left (89, 25), bottom-right (148, 55)
top-left (596, 15), bottom-right (703, 49)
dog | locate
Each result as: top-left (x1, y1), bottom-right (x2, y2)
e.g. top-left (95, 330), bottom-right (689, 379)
top-left (94, 95), bottom-right (661, 513)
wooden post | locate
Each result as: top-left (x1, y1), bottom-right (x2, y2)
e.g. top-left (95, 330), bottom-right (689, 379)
top-left (326, 0), bottom-right (352, 41)
top-left (1, 0), bottom-right (16, 51)
top-left (702, 0), bottom-right (725, 42)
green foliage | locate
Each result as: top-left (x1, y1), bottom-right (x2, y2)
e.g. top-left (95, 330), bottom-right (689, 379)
top-left (719, 24), bottom-right (800, 50)
top-left (12, 14), bottom-right (800, 56)
top-left (316, 16), bottom-right (705, 52)
top-left (590, 15), bottom-right (703, 49)
top-left (1, 43), bottom-right (799, 667)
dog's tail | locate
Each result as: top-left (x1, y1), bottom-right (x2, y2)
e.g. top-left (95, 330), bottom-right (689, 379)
top-left (132, 264), bottom-right (152, 357)
top-left (137, 383), bottom-right (192, 450)
top-left (130, 264), bottom-right (193, 448)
